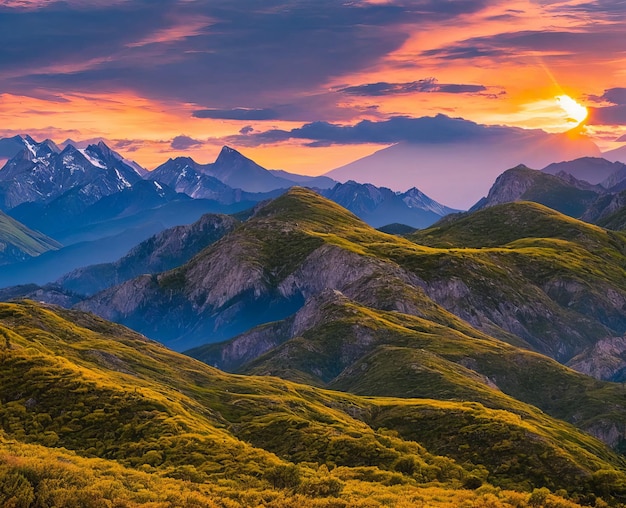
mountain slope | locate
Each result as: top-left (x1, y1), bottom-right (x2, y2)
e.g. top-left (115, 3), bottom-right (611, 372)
top-left (269, 168), bottom-right (337, 188)
top-left (146, 146), bottom-right (296, 195)
top-left (0, 210), bottom-right (61, 265)
top-left (188, 287), bottom-right (626, 451)
top-left (9, 180), bottom-right (190, 240)
top-left (1, 300), bottom-right (625, 505)
top-left (146, 156), bottom-right (245, 200)
top-left (604, 144), bottom-right (626, 164)
top-left (542, 157), bottom-right (626, 185)
top-left (77, 189), bottom-right (626, 377)
top-left (58, 212), bottom-right (239, 295)
top-left (204, 145), bottom-right (295, 192)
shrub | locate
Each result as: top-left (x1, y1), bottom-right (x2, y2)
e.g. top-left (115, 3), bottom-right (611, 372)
top-left (264, 464), bottom-right (301, 490)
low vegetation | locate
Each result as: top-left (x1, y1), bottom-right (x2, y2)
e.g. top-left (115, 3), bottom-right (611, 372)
top-left (1, 300), bottom-right (626, 506)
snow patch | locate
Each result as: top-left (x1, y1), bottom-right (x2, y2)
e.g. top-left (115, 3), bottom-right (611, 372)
top-left (79, 149), bottom-right (107, 169)
top-left (63, 155), bottom-right (85, 175)
top-left (153, 181), bottom-right (165, 197)
top-left (23, 137), bottom-right (37, 156)
top-left (114, 168), bottom-right (131, 188)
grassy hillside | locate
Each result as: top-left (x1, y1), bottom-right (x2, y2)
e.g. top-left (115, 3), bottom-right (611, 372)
top-left (191, 289), bottom-right (626, 451)
top-left (1, 300), bottom-right (625, 506)
top-left (0, 210), bottom-right (61, 265)
top-left (409, 201), bottom-right (625, 250)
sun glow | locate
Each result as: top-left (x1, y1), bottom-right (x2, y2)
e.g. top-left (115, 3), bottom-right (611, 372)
top-left (556, 95), bottom-right (588, 126)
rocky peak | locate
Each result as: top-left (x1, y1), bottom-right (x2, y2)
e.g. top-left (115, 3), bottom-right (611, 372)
top-left (215, 145), bottom-right (247, 165)
top-left (471, 165), bottom-right (540, 211)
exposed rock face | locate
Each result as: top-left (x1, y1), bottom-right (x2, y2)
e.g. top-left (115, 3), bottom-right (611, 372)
top-left (472, 165), bottom-right (539, 210)
top-left (0, 283), bottom-right (80, 307)
top-left (581, 190), bottom-right (626, 224)
top-left (567, 336), bottom-right (626, 381)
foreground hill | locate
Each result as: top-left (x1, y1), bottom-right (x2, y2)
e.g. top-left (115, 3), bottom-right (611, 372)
top-left (0, 300), bottom-right (624, 506)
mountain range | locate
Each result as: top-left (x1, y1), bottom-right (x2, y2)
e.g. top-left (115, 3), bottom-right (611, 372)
top-left (6, 133), bottom-right (626, 505)
top-left (0, 135), bottom-right (461, 286)
top-left (325, 124), bottom-right (604, 209)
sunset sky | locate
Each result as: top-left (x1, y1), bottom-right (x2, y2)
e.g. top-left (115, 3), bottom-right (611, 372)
top-left (1, 0), bottom-right (625, 174)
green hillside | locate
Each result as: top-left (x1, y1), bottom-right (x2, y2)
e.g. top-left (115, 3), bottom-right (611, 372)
top-left (0, 300), bottom-right (624, 506)
top-left (190, 288), bottom-right (626, 452)
top-left (409, 201), bottom-right (625, 249)
top-left (0, 210), bottom-right (61, 265)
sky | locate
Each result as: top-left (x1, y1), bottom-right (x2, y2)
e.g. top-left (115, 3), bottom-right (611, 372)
top-left (1, 0), bottom-right (625, 178)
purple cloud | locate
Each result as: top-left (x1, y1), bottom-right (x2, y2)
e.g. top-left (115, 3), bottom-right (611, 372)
top-left (339, 78), bottom-right (487, 96)
top-left (170, 135), bottom-right (203, 150)
top-left (224, 114), bottom-right (515, 147)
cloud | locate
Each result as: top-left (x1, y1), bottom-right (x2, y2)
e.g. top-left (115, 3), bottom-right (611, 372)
top-left (0, 0), bottom-right (489, 109)
top-left (239, 125), bottom-right (254, 135)
top-left (588, 106), bottom-right (626, 126)
top-left (586, 88), bottom-right (626, 127)
top-left (339, 78), bottom-right (487, 96)
top-left (422, 28), bottom-right (626, 62)
top-left (225, 114), bottom-right (513, 147)
top-left (602, 88), bottom-right (626, 106)
top-left (170, 135), bottom-right (203, 150)
top-left (616, 133), bottom-right (626, 142)
top-left (553, 0), bottom-right (626, 21)
top-left (192, 108), bottom-right (279, 120)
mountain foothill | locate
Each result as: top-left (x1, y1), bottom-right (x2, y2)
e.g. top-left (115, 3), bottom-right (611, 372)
top-left (4, 133), bottom-right (626, 506)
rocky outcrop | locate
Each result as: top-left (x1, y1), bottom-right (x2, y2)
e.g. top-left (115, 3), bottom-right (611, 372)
top-left (470, 165), bottom-right (600, 218)
top-left (471, 165), bottom-right (539, 210)
top-left (567, 336), bottom-right (626, 381)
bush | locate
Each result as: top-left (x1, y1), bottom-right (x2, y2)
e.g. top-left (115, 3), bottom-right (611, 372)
top-left (528, 487), bottom-right (550, 507)
top-left (264, 464), bottom-right (301, 490)
top-left (463, 475), bottom-right (483, 490)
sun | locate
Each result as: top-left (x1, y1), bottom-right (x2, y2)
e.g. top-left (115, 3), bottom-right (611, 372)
top-left (556, 95), bottom-right (588, 126)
